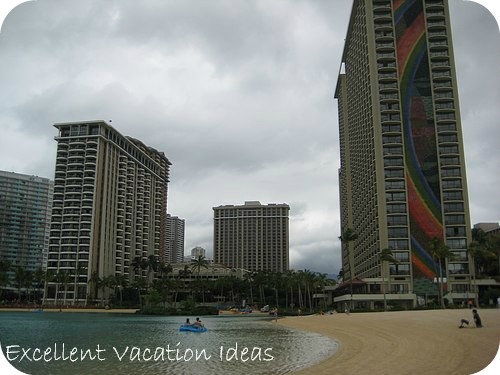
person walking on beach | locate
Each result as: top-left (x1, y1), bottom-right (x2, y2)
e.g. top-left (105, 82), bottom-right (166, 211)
top-left (472, 309), bottom-right (482, 328)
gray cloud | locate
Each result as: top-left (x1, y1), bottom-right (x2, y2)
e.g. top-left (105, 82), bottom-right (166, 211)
top-left (0, 0), bottom-right (498, 276)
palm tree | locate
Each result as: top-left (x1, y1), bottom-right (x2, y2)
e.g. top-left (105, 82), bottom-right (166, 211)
top-left (14, 266), bottom-right (27, 302)
top-left (158, 262), bottom-right (173, 280)
top-left (114, 274), bottom-right (128, 307)
top-left (303, 269), bottom-right (315, 311)
top-left (131, 256), bottom-right (143, 278)
top-left (103, 275), bottom-right (117, 305)
top-left (33, 267), bottom-right (45, 303)
top-left (337, 268), bottom-right (344, 282)
top-left (0, 270), bottom-right (9, 300)
top-left (379, 247), bottom-right (398, 311)
top-left (131, 277), bottom-right (148, 309)
top-left (429, 237), bottom-right (454, 309)
top-left (243, 272), bottom-right (255, 306)
top-left (269, 271), bottom-right (282, 309)
top-left (73, 264), bottom-right (87, 305)
top-left (314, 273), bottom-right (334, 310)
top-left (41, 269), bottom-right (55, 305)
top-left (339, 228), bottom-right (358, 310)
top-left (57, 271), bottom-right (72, 306)
top-left (190, 255), bottom-right (208, 278)
top-left (24, 270), bottom-right (34, 303)
top-left (489, 234), bottom-right (500, 276)
top-left (146, 255), bottom-right (159, 283)
top-left (0, 260), bottom-right (11, 300)
top-left (253, 271), bottom-right (267, 306)
top-left (467, 240), bottom-right (481, 308)
top-left (89, 271), bottom-right (102, 304)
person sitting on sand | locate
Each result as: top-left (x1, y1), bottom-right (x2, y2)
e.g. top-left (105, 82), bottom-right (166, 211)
top-left (459, 319), bottom-right (469, 328)
top-left (472, 309), bottom-right (482, 328)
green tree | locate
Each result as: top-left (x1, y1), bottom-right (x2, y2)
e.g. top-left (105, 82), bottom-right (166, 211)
top-left (269, 271), bottom-right (282, 309)
top-left (0, 260), bottom-right (12, 299)
top-left (429, 237), bottom-right (454, 309)
top-left (14, 266), bottom-right (27, 301)
top-left (114, 274), bottom-right (128, 307)
top-left (72, 265), bottom-right (87, 305)
top-left (379, 247), bottom-right (398, 311)
top-left (24, 270), bottom-right (34, 303)
top-left (158, 262), bottom-right (173, 279)
top-left (89, 271), bottom-right (101, 304)
top-left (146, 255), bottom-right (159, 283)
top-left (33, 267), bottom-right (45, 303)
top-left (190, 255), bottom-right (209, 278)
top-left (41, 269), bottom-right (55, 305)
top-left (339, 228), bottom-right (358, 310)
top-left (243, 272), bottom-right (255, 306)
top-left (131, 277), bottom-right (148, 309)
top-left (56, 271), bottom-right (72, 306)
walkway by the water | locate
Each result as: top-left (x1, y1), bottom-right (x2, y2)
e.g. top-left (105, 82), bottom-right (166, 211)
top-left (279, 309), bottom-right (500, 375)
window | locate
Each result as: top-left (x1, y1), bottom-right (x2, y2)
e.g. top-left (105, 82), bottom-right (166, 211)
top-left (385, 169), bottom-right (404, 178)
top-left (442, 179), bottom-right (462, 189)
top-left (448, 263), bottom-right (468, 274)
top-left (390, 264), bottom-right (410, 275)
top-left (387, 204), bottom-right (406, 213)
top-left (384, 157), bottom-right (403, 167)
top-left (388, 227), bottom-right (408, 237)
top-left (445, 214), bottom-right (465, 225)
top-left (444, 202), bottom-right (464, 213)
top-left (446, 226), bottom-right (466, 237)
top-left (385, 180), bottom-right (405, 190)
top-left (441, 168), bottom-right (460, 177)
top-left (388, 239), bottom-right (409, 250)
top-left (387, 215), bottom-right (407, 225)
top-left (386, 192), bottom-right (406, 201)
top-left (447, 238), bottom-right (466, 249)
top-left (393, 252), bottom-right (409, 262)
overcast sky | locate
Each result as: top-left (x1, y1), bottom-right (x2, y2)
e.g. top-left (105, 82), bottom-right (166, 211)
top-left (0, 0), bottom-right (498, 276)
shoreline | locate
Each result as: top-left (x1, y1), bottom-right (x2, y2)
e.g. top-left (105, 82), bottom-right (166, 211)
top-left (278, 309), bottom-right (500, 375)
top-left (0, 307), bottom-right (139, 314)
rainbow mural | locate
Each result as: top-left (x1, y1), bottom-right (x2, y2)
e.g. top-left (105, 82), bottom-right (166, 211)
top-left (393, 0), bottom-right (443, 279)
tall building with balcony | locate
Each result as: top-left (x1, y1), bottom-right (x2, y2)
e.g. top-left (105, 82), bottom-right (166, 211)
top-left (165, 214), bottom-right (185, 263)
top-left (335, 0), bottom-right (473, 307)
top-left (46, 121), bottom-right (170, 305)
top-left (0, 171), bottom-right (53, 285)
top-left (213, 201), bottom-right (289, 272)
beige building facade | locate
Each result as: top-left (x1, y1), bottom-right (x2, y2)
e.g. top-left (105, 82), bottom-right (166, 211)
top-left (335, 0), bottom-right (473, 307)
top-left (45, 120), bottom-right (170, 304)
top-left (213, 201), bottom-right (289, 272)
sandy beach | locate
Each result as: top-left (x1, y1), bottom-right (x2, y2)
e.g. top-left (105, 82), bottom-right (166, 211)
top-left (279, 309), bottom-right (500, 375)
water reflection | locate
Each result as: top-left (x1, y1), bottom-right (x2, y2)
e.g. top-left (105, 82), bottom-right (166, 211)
top-left (0, 313), bottom-right (338, 375)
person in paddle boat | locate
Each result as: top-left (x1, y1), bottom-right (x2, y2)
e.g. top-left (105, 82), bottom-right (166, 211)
top-left (185, 318), bottom-right (192, 326)
top-left (193, 317), bottom-right (204, 327)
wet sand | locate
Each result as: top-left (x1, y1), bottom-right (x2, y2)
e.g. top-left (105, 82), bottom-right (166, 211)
top-left (279, 309), bottom-right (500, 375)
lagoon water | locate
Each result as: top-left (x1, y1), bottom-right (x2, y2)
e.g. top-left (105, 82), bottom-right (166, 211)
top-left (0, 312), bottom-right (338, 374)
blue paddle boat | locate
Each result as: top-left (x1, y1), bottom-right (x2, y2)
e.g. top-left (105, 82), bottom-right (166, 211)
top-left (179, 324), bottom-right (207, 333)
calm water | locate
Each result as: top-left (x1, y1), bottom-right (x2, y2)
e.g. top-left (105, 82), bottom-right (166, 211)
top-left (0, 312), bottom-right (338, 375)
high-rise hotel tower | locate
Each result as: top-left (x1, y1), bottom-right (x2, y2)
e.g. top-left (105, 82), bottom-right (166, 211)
top-left (0, 171), bottom-right (53, 281)
top-left (214, 201), bottom-right (290, 272)
top-left (335, 0), bottom-right (473, 304)
top-left (46, 121), bottom-right (170, 304)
